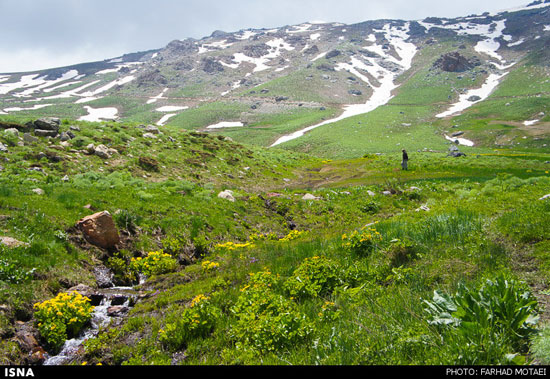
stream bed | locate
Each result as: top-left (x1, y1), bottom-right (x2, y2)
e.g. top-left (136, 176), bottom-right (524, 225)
top-left (42, 273), bottom-right (143, 365)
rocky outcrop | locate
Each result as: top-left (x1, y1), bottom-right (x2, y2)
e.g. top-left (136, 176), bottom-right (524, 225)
top-left (201, 57), bottom-right (224, 73)
top-left (433, 52), bottom-right (480, 72)
top-left (76, 211), bottom-right (120, 250)
top-left (243, 43), bottom-right (270, 58)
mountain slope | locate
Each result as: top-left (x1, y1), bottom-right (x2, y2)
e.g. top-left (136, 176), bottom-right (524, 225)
top-left (1, 1), bottom-right (550, 156)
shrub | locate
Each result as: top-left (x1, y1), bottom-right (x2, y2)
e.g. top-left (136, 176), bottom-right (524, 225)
top-left (159, 294), bottom-right (221, 350)
top-left (230, 270), bottom-right (312, 353)
top-left (33, 291), bottom-right (94, 351)
top-left (284, 256), bottom-right (341, 299)
top-left (360, 200), bottom-right (380, 214)
top-left (129, 251), bottom-right (178, 278)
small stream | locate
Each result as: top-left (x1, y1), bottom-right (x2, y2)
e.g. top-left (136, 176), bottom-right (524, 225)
top-left (42, 272), bottom-right (143, 365)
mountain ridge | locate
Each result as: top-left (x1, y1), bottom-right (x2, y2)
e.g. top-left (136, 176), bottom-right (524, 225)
top-left (1, 1), bottom-right (550, 155)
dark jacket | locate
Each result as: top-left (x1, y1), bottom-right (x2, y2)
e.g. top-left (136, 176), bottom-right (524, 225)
top-left (402, 151), bottom-right (409, 160)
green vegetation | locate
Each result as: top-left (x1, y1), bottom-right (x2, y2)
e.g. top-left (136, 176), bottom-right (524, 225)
top-left (0, 113), bottom-right (549, 366)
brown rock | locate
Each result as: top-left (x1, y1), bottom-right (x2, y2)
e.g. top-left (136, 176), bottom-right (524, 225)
top-left (76, 211), bottom-right (120, 249)
top-left (107, 305), bottom-right (128, 317)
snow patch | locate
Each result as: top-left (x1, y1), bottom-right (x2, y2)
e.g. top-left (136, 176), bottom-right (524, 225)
top-left (436, 73), bottom-right (508, 118)
top-left (79, 106), bottom-right (118, 122)
top-left (272, 22), bottom-right (418, 147)
top-left (147, 88), bottom-right (168, 104)
top-left (3, 104), bottom-right (53, 112)
top-left (157, 114), bottom-right (177, 126)
top-left (310, 33), bottom-right (321, 40)
top-left (206, 121), bottom-right (244, 129)
top-left (445, 135), bottom-right (475, 146)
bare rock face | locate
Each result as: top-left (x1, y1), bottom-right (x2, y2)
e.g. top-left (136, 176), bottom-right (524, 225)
top-left (76, 211), bottom-right (120, 250)
top-left (433, 52), bottom-right (480, 72)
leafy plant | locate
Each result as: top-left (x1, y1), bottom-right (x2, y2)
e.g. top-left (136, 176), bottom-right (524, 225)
top-left (284, 256), bottom-right (341, 299)
top-left (0, 258), bottom-right (35, 284)
top-left (424, 275), bottom-right (539, 363)
top-left (230, 270), bottom-right (313, 353)
top-left (341, 225), bottom-right (382, 256)
top-left (159, 294), bottom-right (221, 351)
top-left (129, 251), bottom-right (178, 278)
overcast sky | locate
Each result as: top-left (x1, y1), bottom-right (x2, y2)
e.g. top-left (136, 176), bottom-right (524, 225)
top-left (0, 0), bottom-right (531, 73)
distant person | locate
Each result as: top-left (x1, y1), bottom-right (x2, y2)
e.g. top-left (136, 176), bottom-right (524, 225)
top-left (401, 149), bottom-right (409, 170)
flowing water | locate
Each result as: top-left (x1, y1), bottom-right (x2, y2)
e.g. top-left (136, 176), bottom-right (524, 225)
top-left (42, 274), bottom-right (142, 365)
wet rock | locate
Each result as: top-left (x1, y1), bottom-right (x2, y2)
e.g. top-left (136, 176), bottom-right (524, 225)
top-left (93, 266), bottom-right (114, 289)
top-left (76, 211), bottom-right (120, 250)
top-left (110, 295), bottom-right (128, 306)
top-left (14, 322), bottom-right (43, 364)
top-left (107, 306), bottom-right (128, 317)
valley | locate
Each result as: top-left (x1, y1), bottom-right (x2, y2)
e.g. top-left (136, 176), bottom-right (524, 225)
top-left (1, 0), bottom-right (550, 367)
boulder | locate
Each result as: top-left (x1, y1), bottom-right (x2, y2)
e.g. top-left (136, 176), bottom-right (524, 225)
top-left (302, 193), bottom-right (320, 200)
top-left (144, 125), bottom-right (160, 134)
top-left (433, 52), bottom-right (479, 72)
top-left (76, 211), bottom-right (120, 249)
top-left (218, 190), bottom-right (236, 202)
top-left (23, 133), bottom-right (38, 144)
top-left (86, 143), bottom-right (95, 154)
top-left (4, 128), bottom-right (19, 136)
top-left (32, 188), bottom-right (44, 195)
top-left (34, 129), bottom-right (58, 138)
top-left (94, 144), bottom-right (111, 159)
top-left (33, 117), bottom-right (60, 131)
top-left (0, 143), bottom-right (7, 152)
top-left (0, 236), bottom-right (29, 248)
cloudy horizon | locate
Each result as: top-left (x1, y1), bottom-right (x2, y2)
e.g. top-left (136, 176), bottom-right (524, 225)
top-left (0, 0), bottom-right (534, 73)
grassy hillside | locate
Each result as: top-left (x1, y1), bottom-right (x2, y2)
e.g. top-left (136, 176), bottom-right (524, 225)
top-left (1, 116), bottom-right (550, 366)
